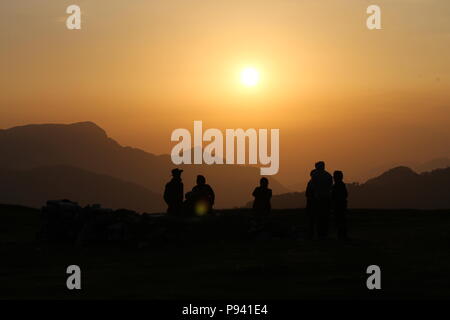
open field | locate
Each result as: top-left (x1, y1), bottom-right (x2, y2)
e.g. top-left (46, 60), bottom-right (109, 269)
top-left (1, 204), bottom-right (449, 299)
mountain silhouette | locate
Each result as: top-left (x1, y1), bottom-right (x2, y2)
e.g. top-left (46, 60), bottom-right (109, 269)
top-left (415, 157), bottom-right (450, 173)
top-left (364, 166), bottom-right (419, 186)
top-left (250, 166), bottom-right (450, 209)
top-left (0, 165), bottom-right (164, 212)
top-left (0, 122), bottom-right (288, 208)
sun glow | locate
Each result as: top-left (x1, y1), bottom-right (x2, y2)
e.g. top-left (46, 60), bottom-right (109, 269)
top-left (240, 67), bottom-right (260, 87)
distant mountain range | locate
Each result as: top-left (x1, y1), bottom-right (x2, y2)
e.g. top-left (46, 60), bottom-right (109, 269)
top-left (1, 122), bottom-right (448, 211)
top-left (414, 158), bottom-right (450, 173)
top-left (251, 166), bottom-right (450, 210)
top-left (0, 122), bottom-right (288, 211)
top-left (286, 157), bottom-right (450, 192)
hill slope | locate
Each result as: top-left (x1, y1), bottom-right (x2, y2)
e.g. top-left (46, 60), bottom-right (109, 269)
top-left (251, 167), bottom-right (450, 209)
top-left (0, 122), bottom-right (288, 208)
top-left (0, 166), bottom-right (164, 212)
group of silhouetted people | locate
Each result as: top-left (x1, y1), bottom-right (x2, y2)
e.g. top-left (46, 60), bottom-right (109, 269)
top-left (306, 161), bottom-right (348, 239)
top-left (163, 169), bottom-right (215, 217)
top-left (164, 161), bottom-right (347, 239)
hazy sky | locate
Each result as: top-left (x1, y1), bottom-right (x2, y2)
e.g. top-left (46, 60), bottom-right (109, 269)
top-left (2, 0), bottom-right (450, 187)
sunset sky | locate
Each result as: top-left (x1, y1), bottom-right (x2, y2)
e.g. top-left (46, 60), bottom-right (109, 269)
top-left (2, 0), bottom-right (450, 187)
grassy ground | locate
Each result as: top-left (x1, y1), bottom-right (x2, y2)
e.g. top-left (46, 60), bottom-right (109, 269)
top-left (0, 204), bottom-right (449, 299)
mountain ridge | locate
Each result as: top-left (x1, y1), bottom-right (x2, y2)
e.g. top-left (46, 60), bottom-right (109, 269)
top-left (0, 165), bottom-right (165, 213)
top-left (0, 121), bottom-right (289, 208)
top-left (248, 166), bottom-right (450, 210)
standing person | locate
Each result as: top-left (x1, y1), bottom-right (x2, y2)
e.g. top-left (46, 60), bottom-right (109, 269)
top-left (191, 175), bottom-right (215, 215)
top-left (252, 177), bottom-right (272, 216)
top-left (305, 170), bottom-right (316, 239)
top-left (311, 161), bottom-right (333, 239)
top-left (332, 170), bottom-right (348, 240)
top-left (163, 168), bottom-right (184, 216)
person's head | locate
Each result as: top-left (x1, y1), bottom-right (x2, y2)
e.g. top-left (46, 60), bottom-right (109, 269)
top-left (171, 168), bottom-right (183, 178)
top-left (260, 177), bottom-right (269, 188)
top-left (333, 170), bottom-right (344, 182)
top-left (315, 161), bottom-right (325, 170)
top-left (196, 175), bottom-right (206, 185)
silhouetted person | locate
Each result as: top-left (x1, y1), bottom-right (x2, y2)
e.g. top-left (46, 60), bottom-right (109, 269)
top-left (305, 170), bottom-right (316, 239)
top-left (163, 168), bottom-right (184, 216)
top-left (190, 175), bottom-right (215, 216)
top-left (252, 177), bottom-right (272, 216)
top-left (311, 161), bottom-right (333, 239)
top-left (332, 170), bottom-right (348, 240)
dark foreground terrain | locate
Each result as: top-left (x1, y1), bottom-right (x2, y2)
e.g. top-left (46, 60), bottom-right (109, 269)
top-left (0, 204), bottom-right (449, 299)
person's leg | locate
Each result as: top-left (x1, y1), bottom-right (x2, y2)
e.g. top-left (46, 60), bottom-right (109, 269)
top-left (325, 201), bottom-right (331, 237)
top-left (335, 209), bottom-right (342, 238)
top-left (306, 209), bottom-right (313, 239)
top-left (307, 204), bottom-right (317, 239)
top-left (336, 208), bottom-right (347, 239)
top-left (341, 209), bottom-right (348, 239)
top-left (323, 212), bottom-right (329, 238)
top-left (318, 201), bottom-right (330, 239)
top-left (317, 205), bottom-right (325, 239)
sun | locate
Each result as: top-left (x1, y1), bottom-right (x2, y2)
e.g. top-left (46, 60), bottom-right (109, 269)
top-left (240, 67), bottom-right (260, 87)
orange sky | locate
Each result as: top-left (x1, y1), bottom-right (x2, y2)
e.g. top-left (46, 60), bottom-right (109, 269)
top-left (1, 0), bottom-right (450, 188)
